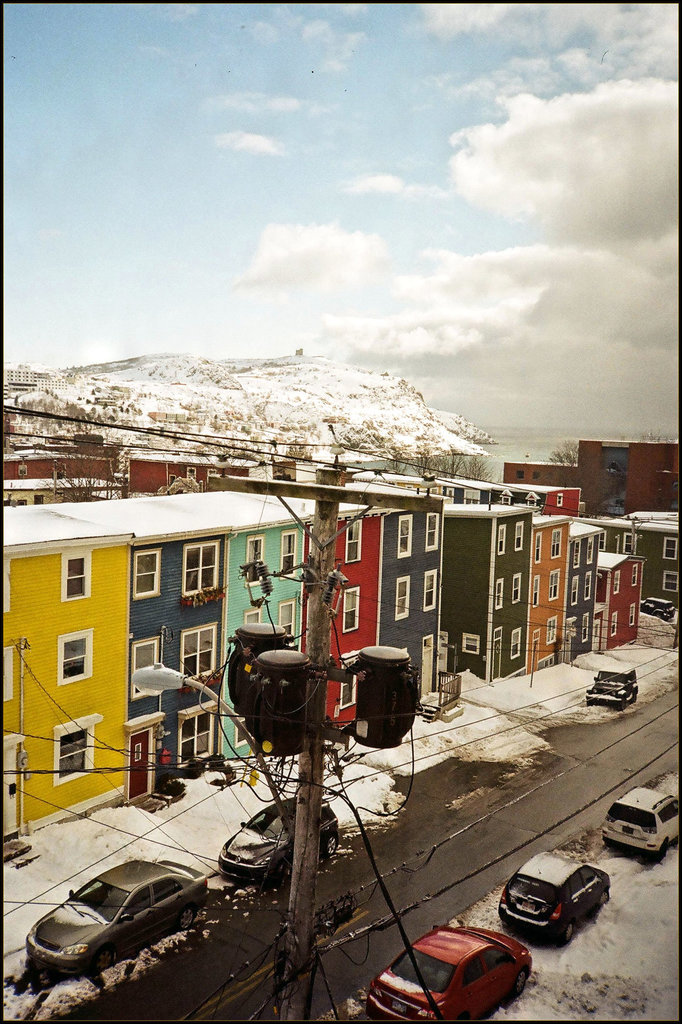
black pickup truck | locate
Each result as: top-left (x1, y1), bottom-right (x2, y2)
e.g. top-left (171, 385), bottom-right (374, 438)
top-left (586, 669), bottom-right (638, 710)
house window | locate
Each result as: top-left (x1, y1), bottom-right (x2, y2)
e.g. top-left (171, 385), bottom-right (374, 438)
top-left (546, 617), bottom-right (557, 645)
top-left (181, 624), bottom-right (217, 678)
top-left (610, 611), bottom-right (618, 637)
top-left (3, 647), bottom-right (13, 702)
top-left (58, 629), bottom-right (93, 684)
top-left (586, 537), bottom-right (595, 563)
top-left (131, 637), bottom-right (160, 700)
top-left (534, 534), bottom-right (542, 563)
top-left (280, 531), bottom-right (297, 573)
top-left (278, 599), bottom-right (296, 637)
top-left (134, 549), bottom-right (161, 598)
top-left (423, 569), bottom-right (437, 611)
top-left (631, 564), bottom-right (638, 586)
top-left (512, 573), bottom-right (521, 603)
top-left (556, 493), bottom-right (564, 507)
top-left (245, 535), bottom-right (265, 580)
top-left (629, 603), bottom-right (636, 627)
top-left (510, 628), bottom-right (522, 660)
top-left (664, 537), bottom-right (678, 560)
top-left (514, 522), bottom-right (524, 551)
top-left (343, 587), bottom-right (359, 632)
top-left (244, 608), bottom-right (261, 625)
top-left (345, 520), bottom-right (362, 562)
top-left (623, 533), bottom-right (633, 554)
top-left (186, 466), bottom-right (196, 479)
top-left (425, 512), bottom-right (439, 551)
top-left (463, 489), bottom-right (479, 504)
top-left (532, 576), bottom-right (540, 607)
top-left (551, 529), bottom-right (561, 558)
top-left (339, 674), bottom-right (357, 709)
top-left (572, 541), bottom-right (581, 568)
top-left (581, 612), bottom-right (590, 643)
top-left (462, 633), bottom-right (480, 654)
top-left (62, 551), bottom-right (91, 601)
top-left (18, 464), bottom-right (27, 477)
top-left (180, 710), bottom-right (213, 761)
top-left (584, 572), bottom-right (592, 601)
top-left (397, 516), bottom-right (413, 557)
top-left (497, 524), bottom-right (506, 555)
top-left (662, 571), bottom-right (678, 593)
top-left (549, 569), bottom-right (560, 601)
top-left (183, 541), bottom-right (219, 594)
top-left (53, 714), bottom-right (102, 784)
top-left (495, 578), bottom-right (504, 609)
top-left (598, 533), bottom-right (606, 550)
top-left (395, 577), bottom-right (410, 619)
top-left (613, 569), bottom-right (621, 595)
top-left (571, 576), bottom-right (579, 605)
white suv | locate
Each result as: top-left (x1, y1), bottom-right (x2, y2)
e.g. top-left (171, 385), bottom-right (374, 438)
top-left (602, 787), bottom-right (679, 860)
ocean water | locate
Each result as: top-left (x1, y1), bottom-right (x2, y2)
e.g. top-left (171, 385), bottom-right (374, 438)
top-left (477, 426), bottom-right (582, 483)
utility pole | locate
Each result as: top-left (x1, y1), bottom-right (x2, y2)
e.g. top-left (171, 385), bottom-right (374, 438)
top-left (279, 466), bottom-right (340, 1021)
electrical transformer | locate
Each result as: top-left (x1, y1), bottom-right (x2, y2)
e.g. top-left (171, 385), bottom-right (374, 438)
top-left (252, 648), bottom-right (311, 756)
top-left (227, 623), bottom-right (291, 725)
top-left (352, 645), bottom-right (418, 748)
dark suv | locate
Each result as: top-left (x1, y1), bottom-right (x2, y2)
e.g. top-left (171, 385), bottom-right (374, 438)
top-left (640, 597), bottom-right (676, 622)
top-left (498, 852), bottom-right (610, 945)
top-left (218, 799), bottom-right (339, 888)
top-left (586, 669), bottom-right (638, 710)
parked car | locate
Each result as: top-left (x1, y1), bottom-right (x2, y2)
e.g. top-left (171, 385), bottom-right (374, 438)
top-left (365, 925), bottom-right (531, 1021)
top-left (218, 798), bottom-right (339, 888)
top-left (602, 786), bottom-right (679, 860)
top-left (498, 851), bottom-right (610, 945)
top-left (640, 597), bottom-right (676, 621)
top-left (26, 859), bottom-right (209, 977)
top-left (586, 669), bottom-right (638, 710)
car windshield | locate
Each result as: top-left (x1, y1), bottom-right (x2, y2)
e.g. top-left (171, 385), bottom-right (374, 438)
top-left (248, 808), bottom-right (287, 840)
top-left (509, 874), bottom-right (557, 904)
top-left (71, 878), bottom-right (130, 922)
top-left (390, 948), bottom-right (455, 994)
top-left (608, 803), bottom-right (657, 829)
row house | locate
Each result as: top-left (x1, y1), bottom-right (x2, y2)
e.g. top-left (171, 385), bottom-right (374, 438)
top-left (580, 513), bottom-right (678, 610)
top-left (526, 516), bottom-right (572, 673)
top-left (565, 522), bottom-right (605, 662)
top-left (593, 552), bottom-right (645, 651)
top-left (127, 454), bottom-right (250, 496)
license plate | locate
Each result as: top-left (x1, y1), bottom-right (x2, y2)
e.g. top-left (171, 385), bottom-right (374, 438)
top-left (520, 900), bottom-right (535, 912)
top-left (391, 998), bottom-right (407, 1013)
top-left (622, 826), bottom-right (634, 835)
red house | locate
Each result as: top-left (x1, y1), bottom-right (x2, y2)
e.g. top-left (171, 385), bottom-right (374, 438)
top-left (593, 552), bottom-right (645, 651)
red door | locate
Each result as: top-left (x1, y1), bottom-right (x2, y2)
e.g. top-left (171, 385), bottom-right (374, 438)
top-left (129, 729), bottom-right (152, 799)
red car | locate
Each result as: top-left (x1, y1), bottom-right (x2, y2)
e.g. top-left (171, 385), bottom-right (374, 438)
top-left (365, 925), bottom-right (531, 1020)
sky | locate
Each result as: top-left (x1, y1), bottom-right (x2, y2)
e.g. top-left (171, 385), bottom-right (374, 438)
top-left (3, 632), bottom-right (678, 1021)
top-left (3, 4), bottom-right (679, 438)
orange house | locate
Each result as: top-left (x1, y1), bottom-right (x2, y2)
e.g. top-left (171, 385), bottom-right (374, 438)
top-left (526, 516), bottom-right (572, 674)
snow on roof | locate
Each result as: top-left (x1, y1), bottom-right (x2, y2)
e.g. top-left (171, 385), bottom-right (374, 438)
top-left (598, 551), bottom-right (634, 569)
top-left (517, 851), bottom-right (580, 886)
top-left (570, 520), bottom-right (604, 538)
top-left (444, 503), bottom-right (533, 517)
top-left (615, 787), bottom-right (672, 811)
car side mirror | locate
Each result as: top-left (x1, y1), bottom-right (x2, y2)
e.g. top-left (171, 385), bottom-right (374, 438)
top-left (119, 913), bottom-right (134, 922)
top-left (68, 889), bottom-right (75, 899)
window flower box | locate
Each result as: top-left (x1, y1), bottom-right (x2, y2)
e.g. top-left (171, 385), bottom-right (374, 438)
top-left (180, 586), bottom-right (225, 608)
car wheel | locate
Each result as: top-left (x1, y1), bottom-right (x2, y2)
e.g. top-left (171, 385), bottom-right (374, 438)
top-left (90, 945), bottom-right (117, 976)
top-left (557, 920), bottom-right (574, 945)
top-left (656, 839), bottom-right (669, 862)
top-left (599, 887), bottom-right (610, 907)
top-left (177, 904), bottom-right (197, 930)
top-left (510, 967), bottom-right (529, 999)
top-left (321, 832), bottom-right (339, 859)
top-left (618, 699), bottom-right (627, 711)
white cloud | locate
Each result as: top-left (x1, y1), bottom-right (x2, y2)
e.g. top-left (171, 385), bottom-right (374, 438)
top-left (233, 222), bottom-right (389, 295)
top-left (214, 131), bottom-right (285, 156)
top-left (300, 18), bottom-right (366, 73)
top-left (211, 92), bottom-right (302, 114)
top-left (342, 173), bottom-right (448, 200)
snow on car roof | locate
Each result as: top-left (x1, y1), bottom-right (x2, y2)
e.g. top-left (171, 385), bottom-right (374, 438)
top-left (517, 852), bottom-right (579, 886)
top-left (617, 787), bottom-right (672, 811)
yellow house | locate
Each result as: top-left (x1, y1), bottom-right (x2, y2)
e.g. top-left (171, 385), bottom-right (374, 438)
top-left (3, 507), bottom-right (132, 838)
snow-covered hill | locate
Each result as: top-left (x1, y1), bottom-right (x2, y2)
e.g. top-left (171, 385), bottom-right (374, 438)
top-left (5, 353), bottom-right (494, 463)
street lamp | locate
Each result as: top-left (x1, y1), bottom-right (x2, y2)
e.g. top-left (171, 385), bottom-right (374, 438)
top-left (132, 663), bottom-right (290, 826)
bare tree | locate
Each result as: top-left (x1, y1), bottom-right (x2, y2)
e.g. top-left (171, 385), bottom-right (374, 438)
top-left (548, 439), bottom-right (579, 466)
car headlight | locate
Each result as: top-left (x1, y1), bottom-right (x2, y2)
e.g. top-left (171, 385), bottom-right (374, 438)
top-left (253, 855), bottom-right (275, 867)
top-left (61, 943), bottom-right (90, 956)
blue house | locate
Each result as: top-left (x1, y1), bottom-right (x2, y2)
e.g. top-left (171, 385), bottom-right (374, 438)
top-left (565, 521), bottom-right (604, 661)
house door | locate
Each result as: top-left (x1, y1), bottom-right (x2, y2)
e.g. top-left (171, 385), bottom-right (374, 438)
top-left (129, 729), bottom-right (153, 800)
top-left (3, 737), bottom-right (19, 839)
top-left (421, 635), bottom-right (434, 693)
top-left (438, 631), bottom-right (449, 674)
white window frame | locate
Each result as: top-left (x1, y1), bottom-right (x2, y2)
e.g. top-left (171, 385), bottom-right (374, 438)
top-left (343, 587), bottom-right (360, 632)
top-left (534, 533), bottom-right (542, 563)
top-left (571, 576), bottom-right (579, 605)
top-left (180, 623), bottom-right (217, 679)
top-left (53, 714), bottom-right (102, 785)
top-left (610, 611), bottom-right (618, 637)
top-left (584, 571), bottom-right (592, 601)
top-left (278, 599), bottom-right (296, 636)
top-left (345, 519), bottom-right (362, 563)
top-left (551, 528), bottom-right (561, 558)
top-left (662, 570), bottom-right (678, 593)
top-left (495, 578), bottom-right (504, 609)
top-left (623, 533), bottom-right (633, 554)
top-left (179, 707), bottom-right (215, 762)
top-left (497, 524), bottom-right (506, 555)
top-left (131, 637), bottom-right (160, 700)
top-left (598, 533), bottom-right (606, 550)
top-left (280, 531), bottom-right (297, 574)
top-left (395, 576), bottom-right (410, 619)
top-left (133, 548), bottom-right (161, 599)
top-left (586, 537), bottom-right (595, 562)
top-left (245, 535), bottom-right (265, 578)
top-left (629, 603), bottom-right (636, 627)
top-left (462, 633), bottom-right (480, 655)
top-left (572, 541), bottom-right (581, 569)
top-left (463, 489), bottom-right (479, 504)
top-left (3, 646), bottom-right (13, 702)
top-left (632, 564), bottom-right (638, 586)
top-left (244, 608), bottom-right (261, 625)
top-left (61, 550), bottom-right (91, 602)
top-left (663, 536), bottom-right (678, 560)
top-left (546, 616), bottom-right (557, 645)
top-left (581, 612), bottom-right (590, 643)
top-left (549, 569), bottom-right (560, 601)
top-left (613, 569), bottom-right (621, 595)
top-left (183, 540), bottom-right (219, 595)
top-left (532, 575), bottom-right (540, 607)
top-left (512, 573), bottom-right (521, 604)
top-left (58, 628), bottom-right (93, 685)
top-left (425, 512), bottom-right (439, 551)
top-left (556, 493), bottom-right (564, 507)
top-left (510, 628), bottom-right (522, 660)
top-left (514, 521), bottom-right (524, 551)
top-left (397, 515), bottom-right (413, 558)
top-left (339, 674), bottom-right (357, 710)
top-left (423, 569), bottom-right (437, 611)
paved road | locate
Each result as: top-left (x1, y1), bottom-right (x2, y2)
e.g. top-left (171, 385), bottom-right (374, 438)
top-left (58, 687), bottom-right (678, 1022)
